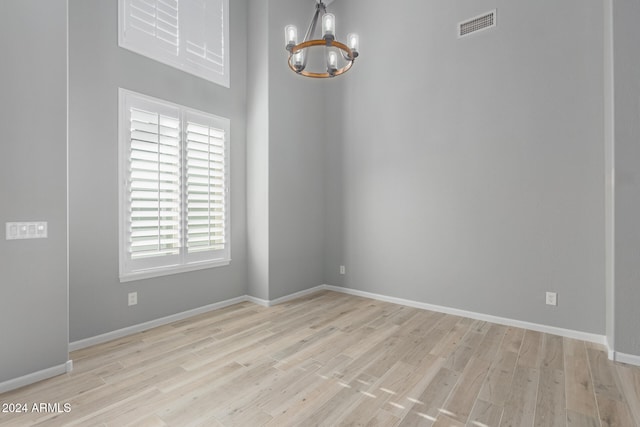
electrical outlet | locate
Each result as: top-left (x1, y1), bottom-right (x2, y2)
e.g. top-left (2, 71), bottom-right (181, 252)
top-left (546, 292), bottom-right (557, 306)
top-left (339, 265), bottom-right (346, 275)
top-left (128, 292), bottom-right (138, 306)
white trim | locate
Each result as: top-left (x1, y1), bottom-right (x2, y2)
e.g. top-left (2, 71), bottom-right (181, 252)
top-left (614, 352), bottom-right (640, 367)
top-left (15, 284), bottom-right (617, 395)
top-left (0, 362), bottom-right (70, 394)
top-left (266, 286), bottom-right (328, 307)
top-left (603, 0), bottom-right (616, 362)
top-left (65, 0), bottom-right (71, 367)
top-left (269, 286), bottom-right (326, 306)
top-left (323, 285), bottom-right (607, 346)
top-left (605, 335), bottom-right (615, 360)
top-left (69, 295), bottom-right (246, 351)
top-left (245, 295), bottom-right (270, 307)
top-left (245, 286), bottom-right (327, 308)
top-left (119, 259), bottom-right (231, 283)
top-left (69, 283), bottom-right (609, 356)
top-left (69, 288), bottom-right (326, 351)
top-left (118, 88), bottom-right (231, 282)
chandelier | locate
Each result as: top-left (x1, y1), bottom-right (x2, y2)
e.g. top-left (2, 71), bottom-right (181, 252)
top-left (284, 0), bottom-right (359, 78)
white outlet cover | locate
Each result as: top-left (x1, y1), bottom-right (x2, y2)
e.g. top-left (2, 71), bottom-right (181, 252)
top-left (128, 292), bottom-right (138, 306)
top-left (546, 292), bottom-right (557, 306)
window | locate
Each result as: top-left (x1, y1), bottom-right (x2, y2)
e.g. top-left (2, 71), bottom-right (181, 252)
top-left (118, 0), bottom-right (230, 87)
top-left (119, 89), bottom-right (230, 281)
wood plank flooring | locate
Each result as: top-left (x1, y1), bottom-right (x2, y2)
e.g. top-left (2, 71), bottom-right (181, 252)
top-left (0, 291), bottom-right (638, 426)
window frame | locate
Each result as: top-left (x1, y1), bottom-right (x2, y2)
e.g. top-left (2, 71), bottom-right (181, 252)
top-left (118, 88), bottom-right (231, 282)
top-left (118, 0), bottom-right (230, 88)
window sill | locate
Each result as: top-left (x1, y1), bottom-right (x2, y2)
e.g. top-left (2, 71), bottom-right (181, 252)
top-left (120, 259), bottom-right (231, 283)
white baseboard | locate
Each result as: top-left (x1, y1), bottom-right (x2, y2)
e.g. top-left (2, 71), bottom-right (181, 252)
top-left (268, 286), bottom-right (327, 306)
top-left (0, 362), bottom-right (70, 394)
top-left (69, 295), bottom-right (248, 351)
top-left (69, 288), bottom-right (329, 351)
top-left (614, 351), bottom-right (640, 367)
top-left (605, 336), bottom-right (615, 360)
top-left (9, 284), bottom-right (631, 396)
top-left (323, 285), bottom-right (607, 346)
top-left (245, 295), bottom-right (270, 307)
top-left (68, 283), bottom-right (618, 359)
top-left (246, 286), bottom-right (327, 307)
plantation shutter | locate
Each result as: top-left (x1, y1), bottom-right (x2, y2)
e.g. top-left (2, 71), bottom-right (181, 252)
top-left (119, 0), bottom-right (229, 87)
top-left (181, 0), bottom-right (227, 79)
top-left (185, 117), bottom-right (227, 255)
top-left (121, 0), bottom-right (179, 57)
top-left (127, 105), bottom-right (182, 266)
top-left (119, 90), bottom-right (230, 281)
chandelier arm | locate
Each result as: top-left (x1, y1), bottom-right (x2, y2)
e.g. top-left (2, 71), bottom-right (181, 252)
top-left (299, 4), bottom-right (322, 69)
top-left (304, 6), bottom-right (321, 43)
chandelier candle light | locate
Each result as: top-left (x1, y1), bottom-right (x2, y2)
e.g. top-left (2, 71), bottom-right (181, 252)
top-left (285, 0), bottom-right (359, 78)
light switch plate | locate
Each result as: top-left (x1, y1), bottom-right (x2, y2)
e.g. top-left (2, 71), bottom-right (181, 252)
top-left (6, 222), bottom-right (47, 240)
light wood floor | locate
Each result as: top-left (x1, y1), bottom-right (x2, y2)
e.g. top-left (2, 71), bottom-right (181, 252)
top-left (1, 291), bottom-right (639, 426)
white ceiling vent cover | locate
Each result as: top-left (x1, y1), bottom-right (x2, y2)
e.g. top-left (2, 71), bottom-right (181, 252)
top-left (458, 10), bottom-right (496, 38)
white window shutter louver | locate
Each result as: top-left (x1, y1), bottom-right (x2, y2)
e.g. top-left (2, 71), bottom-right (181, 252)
top-left (128, 107), bottom-right (182, 260)
top-left (119, 0), bottom-right (229, 87)
top-left (181, 0), bottom-right (226, 78)
top-left (126, 0), bottom-right (179, 54)
top-left (119, 90), bottom-right (230, 281)
top-left (185, 119), bottom-right (227, 254)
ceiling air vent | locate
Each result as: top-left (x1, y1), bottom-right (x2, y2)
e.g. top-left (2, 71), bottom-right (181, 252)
top-left (458, 10), bottom-right (496, 38)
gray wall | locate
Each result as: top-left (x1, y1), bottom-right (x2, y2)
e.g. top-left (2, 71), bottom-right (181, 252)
top-left (613, 0), bottom-right (640, 356)
top-left (267, 0), bottom-right (326, 300)
top-left (69, 0), bottom-right (325, 341)
top-left (246, 0), bottom-right (327, 301)
top-left (247, 0), bottom-right (270, 301)
top-left (69, 0), bottom-right (248, 341)
top-left (0, 0), bottom-right (69, 382)
top-left (4, 0), bottom-right (635, 386)
top-left (325, 0), bottom-right (606, 334)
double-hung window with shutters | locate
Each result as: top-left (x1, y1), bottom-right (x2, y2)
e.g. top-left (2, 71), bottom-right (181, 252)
top-left (118, 0), bottom-right (230, 87)
top-left (119, 89), bottom-right (230, 282)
